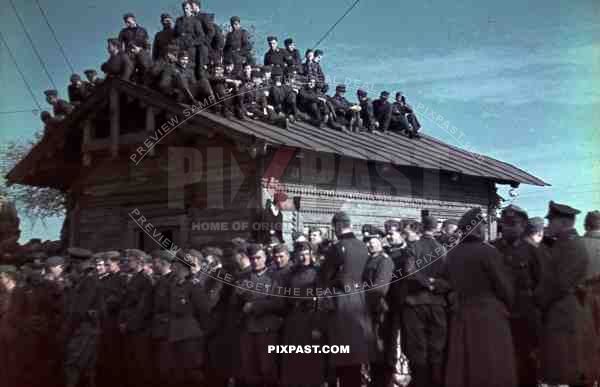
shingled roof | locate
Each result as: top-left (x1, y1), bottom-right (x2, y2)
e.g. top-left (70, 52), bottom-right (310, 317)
top-left (6, 78), bottom-right (549, 189)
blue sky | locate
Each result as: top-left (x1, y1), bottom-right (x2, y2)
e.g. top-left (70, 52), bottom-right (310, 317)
top-left (1, 0), bottom-right (599, 242)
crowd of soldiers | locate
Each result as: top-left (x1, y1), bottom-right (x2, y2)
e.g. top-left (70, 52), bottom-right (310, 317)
top-left (38, 0), bottom-right (422, 135)
top-left (1, 201), bottom-right (599, 387)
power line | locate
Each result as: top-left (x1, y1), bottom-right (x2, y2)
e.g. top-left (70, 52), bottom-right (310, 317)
top-left (0, 31), bottom-right (43, 110)
top-left (34, 0), bottom-right (75, 74)
top-left (0, 109), bottom-right (40, 115)
top-left (312, 0), bottom-right (361, 49)
top-left (8, 0), bottom-right (58, 90)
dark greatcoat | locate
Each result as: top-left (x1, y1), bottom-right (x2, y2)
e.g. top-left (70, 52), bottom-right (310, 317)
top-left (445, 236), bottom-right (517, 387)
top-left (582, 229), bottom-right (600, 383)
top-left (280, 264), bottom-right (327, 386)
top-left (534, 228), bottom-right (597, 385)
top-left (319, 232), bottom-right (375, 367)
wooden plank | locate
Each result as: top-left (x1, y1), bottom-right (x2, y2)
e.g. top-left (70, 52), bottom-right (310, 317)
top-left (109, 87), bottom-right (120, 158)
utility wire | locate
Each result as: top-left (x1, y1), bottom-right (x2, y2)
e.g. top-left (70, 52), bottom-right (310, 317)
top-left (0, 109), bottom-right (40, 115)
top-left (34, 0), bottom-right (75, 74)
top-left (0, 30), bottom-right (43, 111)
top-left (8, 0), bottom-right (58, 90)
top-left (312, 0), bottom-right (361, 49)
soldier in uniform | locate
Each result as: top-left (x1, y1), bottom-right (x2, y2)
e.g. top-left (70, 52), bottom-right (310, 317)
top-left (119, 249), bottom-right (154, 387)
top-left (582, 210), bottom-right (600, 384)
top-left (268, 74), bottom-right (299, 123)
top-left (209, 62), bottom-right (243, 118)
top-left (175, 1), bottom-right (209, 79)
top-left (400, 216), bottom-right (450, 387)
top-left (83, 69), bottom-right (102, 95)
top-left (445, 208), bottom-right (517, 387)
top-left (535, 201), bottom-right (596, 387)
top-left (437, 218), bottom-right (459, 249)
top-left (362, 227), bottom-right (395, 386)
top-left (44, 89), bottom-right (74, 120)
top-left (264, 36), bottom-right (287, 78)
top-left (280, 241), bottom-right (327, 387)
top-left (492, 205), bottom-right (543, 387)
top-left (159, 50), bottom-right (213, 104)
top-left (148, 43), bottom-right (178, 88)
top-left (231, 243), bottom-right (285, 387)
top-left (328, 85), bottom-right (361, 132)
top-left (523, 217), bottom-right (545, 247)
top-left (153, 13), bottom-right (176, 61)
top-left (189, 0), bottom-right (216, 48)
top-left (301, 49), bottom-right (319, 80)
top-left (101, 38), bottom-right (134, 81)
top-left (283, 38), bottom-right (302, 69)
top-left (96, 251), bottom-right (128, 387)
top-left (150, 251), bottom-right (176, 386)
top-left (370, 91), bottom-right (390, 134)
top-left (167, 257), bottom-right (209, 386)
top-left (63, 259), bottom-right (103, 387)
top-left (67, 74), bottom-right (86, 106)
top-left (390, 92), bottom-right (421, 138)
top-left (269, 243), bottom-right (294, 288)
top-left (298, 77), bottom-right (328, 127)
top-left (127, 41), bottom-right (153, 84)
top-left (224, 16), bottom-right (253, 70)
top-left (40, 111), bottom-right (61, 133)
top-left (313, 49), bottom-right (326, 89)
top-left (357, 89), bottom-right (376, 132)
top-left (118, 13), bottom-right (150, 51)
top-left (319, 212), bottom-right (374, 387)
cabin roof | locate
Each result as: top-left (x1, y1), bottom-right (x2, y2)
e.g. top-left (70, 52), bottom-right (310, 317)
top-left (6, 78), bottom-right (549, 189)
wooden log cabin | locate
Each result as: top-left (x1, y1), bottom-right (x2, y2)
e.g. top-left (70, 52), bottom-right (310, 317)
top-left (6, 78), bottom-right (548, 251)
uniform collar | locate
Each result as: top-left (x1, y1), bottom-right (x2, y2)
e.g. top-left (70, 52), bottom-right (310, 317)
top-left (338, 232), bottom-right (356, 240)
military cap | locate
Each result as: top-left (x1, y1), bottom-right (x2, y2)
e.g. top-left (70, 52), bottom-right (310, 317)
top-left (156, 250), bottom-right (175, 262)
top-left (336, 84), bottom-right (347, 92)
top-left (104, 250), bottom-right (121, 260)
top-left (46, 256), bottom-right (65, 267)
top-left (585, 210), bottom-right (600, 229)
top-left (284, 38), bottom-right (294, 46)
top-left (525, 217), bottom-right (545, 234)
top-left (422, 216), bottom-right (438, 231)
top-left (92, 251), bottom-right (106, 260)
top-left (178, 50), bottom-right (190, 58)
top-left (545, 201), bottom-right (580, 219)
top-left (223, 58), bottom-right (233, 66)
top-left (458, 207), bottom-right (487, 230)
top-left (384, 220), bottom-right (401, 233)
top-left (380, 91), bottom-right (390, 98)
top-left (292, 231), bottom-right (306, 242)
top-left (83, 69), bottom-right (97, 76)
top-left (0, 265), bottom-right (17, 274)
top-left (40, 111), bottom-right (52, 121)
top-left (80, 260), bottom-right (95, 272)
top-left (357, 89), bottom-right (367, 98)
top-left (314, 49), bottom-right (323, 56)
top-left (501, 204), bottom-right (528, 221)
top-left (107, 38), bottom-right (121, 46)
top-left (396, 91), bottom-right (404, 98)
top-left (332, 211), bottom-right (351, 226)
top-left (161, 13), bottom-right (173, 21)
top-left (230, 15), bottom-right (240, 24)
top-left (123, 12), bottom-right (135, 21)
top-left (70, 74), bottom-right (81, 82)
top-left (67, 247), bottom-right (92, 259)
top-left (362, 225), bottom-right (385, 241)
top-left (267, 36), bottom-right (278, 42)
top-left (44, 89), bottom-right (58, 97)
top-left (124, 249), bottom-right (147, 259)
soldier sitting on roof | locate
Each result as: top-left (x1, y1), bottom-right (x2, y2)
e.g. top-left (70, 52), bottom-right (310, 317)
top-left (83, 69), bottom-right (102, 96)
top-left (159, 50), bottom-right (214, 105)
top-left (390, 92), bottom-right (421, 138)
top-left (40, 111), bottom-right (61, 133)
top-left (357, 89), bottom-right (377, 133)
top-left (67, 74), bottom-right (87, 106)
top-left (101, 38), bottom-right (134, 81)
top-left (327, 84), bottom-right (361, 132)
top-left (127, 41), bottom-right (153, 84)
top-left (298, 77), bottom-right (328, 127)
top-left (209, 62), bottom-right (243, 119)
top-left (372, 91), bottom-right (392, 133)
top-left (44, 89), bottom-right (74, 120)
top-left (268, 74), bottom-right (298, 123)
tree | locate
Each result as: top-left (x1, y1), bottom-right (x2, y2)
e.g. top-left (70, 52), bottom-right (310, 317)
top-left (0, 131), bottom-right (66, 225)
